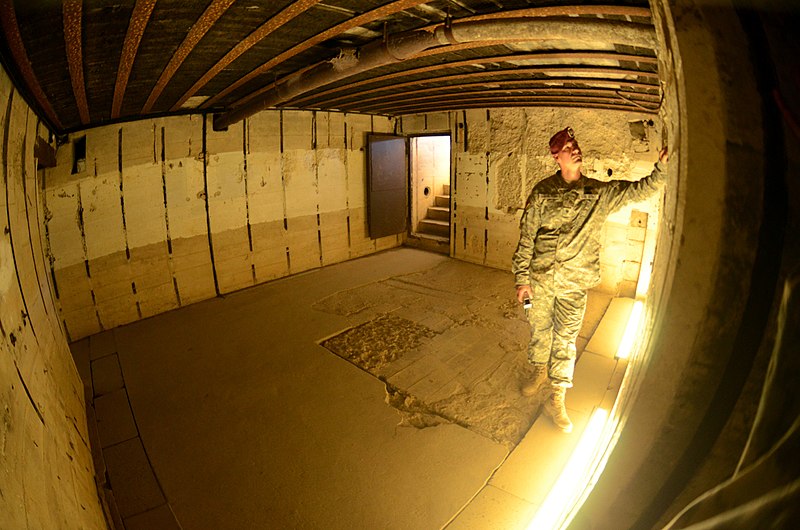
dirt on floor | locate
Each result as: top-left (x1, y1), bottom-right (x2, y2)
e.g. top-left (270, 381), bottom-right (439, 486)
top-left (317, 260), bottom-right (547, 448)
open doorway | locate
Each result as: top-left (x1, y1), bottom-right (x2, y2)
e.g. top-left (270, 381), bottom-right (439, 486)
top-left (409, 135), bottom-right (451, 248)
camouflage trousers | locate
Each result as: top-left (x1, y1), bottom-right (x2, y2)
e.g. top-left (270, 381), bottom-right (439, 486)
top-left (524, 283), bottom-right (588, 387)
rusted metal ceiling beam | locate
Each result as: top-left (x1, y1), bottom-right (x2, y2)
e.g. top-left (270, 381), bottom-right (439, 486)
top-left (200, 0), bottom-right (431, 109)
top-left (366, 92), bottom-right (660, 112)
top-left (318, 77), bottom-right (660, 111)
top-left (308, 74), bottom-right (660, 109)
top-left (141, 0), bottom-right (235, 113)
top-left (296, 66), bottom-right (660, 110)
top-left (236, 41), bottom-right (657, 111)
top-left (111, 0), bottom-right (156, 119)
top-left (214, 16), bottom-right (657, 130)
top-left (169, 0), bottom-right (323, 112)
top-left (289, 51), bottom-right (659, 109)
top-left (0, 0), bottom-right (62, 129)
top-left (221, 4), bottom-right (655, 111)
top-left (63, 0), bottom-right (89, 125)
top-left (381, 100), bottom-right (660, 116)
top-left (339, 86), bottom-right (661, 113)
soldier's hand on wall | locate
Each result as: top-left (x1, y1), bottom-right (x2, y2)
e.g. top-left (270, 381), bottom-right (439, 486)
top-left (659, 146), bottom-right (669, 164)
top-left (516, 284), bottom-right (534, 304)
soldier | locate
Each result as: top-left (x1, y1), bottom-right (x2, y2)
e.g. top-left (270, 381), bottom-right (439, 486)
top-left (512, 126), bottom-right (668, 433)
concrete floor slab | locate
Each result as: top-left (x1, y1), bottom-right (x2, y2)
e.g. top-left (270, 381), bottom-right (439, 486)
top-left (90, 248), bottom-right (630, 528)
top-left (103, 437), bottom-right (165, 518)
top-left (93, 389), bottom-right (137, 448)
top-left (446, 485), bottom-right (536, 530)
top-left (113, 249), bottom-right (512, 529)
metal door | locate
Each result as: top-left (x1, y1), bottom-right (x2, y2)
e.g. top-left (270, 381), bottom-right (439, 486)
top-left (367, 134), bottom-right (407, 239)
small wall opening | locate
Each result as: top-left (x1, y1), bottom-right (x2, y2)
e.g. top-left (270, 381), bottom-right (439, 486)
top-left (72, 135), bottom-right (86, 174)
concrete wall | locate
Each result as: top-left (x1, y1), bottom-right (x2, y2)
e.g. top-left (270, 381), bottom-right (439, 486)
top-left (573, 0), bottom-right (796, 527)
top-left (44, 111), bottom-right (401, 341)
top-left (400, 108), bottom-right (664, 295)
top-left (0, 68), bottom-right (107, 528)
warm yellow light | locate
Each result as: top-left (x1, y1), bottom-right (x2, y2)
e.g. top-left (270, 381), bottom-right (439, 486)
top-left (616, 300), bottom-right (644, 360)
top-left (527, 408), bottom-right (609, 530)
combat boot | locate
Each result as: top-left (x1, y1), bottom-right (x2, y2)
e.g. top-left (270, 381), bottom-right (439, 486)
top-left (521, 363), bottom-right (548, 397)
top-left (543, 384), bottom-right (573, 433)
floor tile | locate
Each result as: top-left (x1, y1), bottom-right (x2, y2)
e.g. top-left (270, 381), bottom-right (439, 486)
top-left (103, 437), bottom-right (165, 518)
top-left (94, 389), bottom-right (138, 448)
top-left (91, 354), bottom-right (124, 397)
top-left (123, 503), bottom-right (180, 530)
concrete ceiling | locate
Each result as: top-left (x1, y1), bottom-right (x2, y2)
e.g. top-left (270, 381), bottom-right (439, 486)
top-left (0, 0), bottom-right (659, 134)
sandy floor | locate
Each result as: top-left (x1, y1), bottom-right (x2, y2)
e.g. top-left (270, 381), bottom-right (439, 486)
top-left (79, 248), bottom-right (612, 529)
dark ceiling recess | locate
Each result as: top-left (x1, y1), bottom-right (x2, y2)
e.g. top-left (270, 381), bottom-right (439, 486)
top-left (0, 0), bottom-right (659, 134)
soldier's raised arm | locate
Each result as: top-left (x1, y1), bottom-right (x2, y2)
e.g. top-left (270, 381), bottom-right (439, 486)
top-left (606, 145), bottom-right (669, 213)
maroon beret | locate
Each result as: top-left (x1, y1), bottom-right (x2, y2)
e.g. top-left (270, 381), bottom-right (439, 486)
top-left (549, 127), bottom-right (576, 154)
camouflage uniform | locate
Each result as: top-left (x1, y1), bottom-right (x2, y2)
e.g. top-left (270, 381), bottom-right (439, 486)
top-left (512, 161), bottom-right (667, 386)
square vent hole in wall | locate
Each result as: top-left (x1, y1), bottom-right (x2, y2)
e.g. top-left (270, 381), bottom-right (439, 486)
top-left (72, 135), bottom-right (86, 174)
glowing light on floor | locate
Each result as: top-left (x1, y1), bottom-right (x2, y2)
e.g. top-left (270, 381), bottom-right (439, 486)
top-left (527, 407), bottom-right (610, 530)
top-left (616, 300), bottom-right (644, 360)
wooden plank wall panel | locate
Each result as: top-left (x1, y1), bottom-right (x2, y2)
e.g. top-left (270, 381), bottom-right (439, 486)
top-left (205, 116), bottom-right (253, 294)
top-left (45, 175), bottom-right (99, 340)
top-left (34, 121), bottom-right (89, 449)
top-left (122, 120), bottom-right (178, 317)
top-left (6, 96), bottom-right (45, 376)
top-left (454, 149), bottom-right (488, 265)
top-left (43, 110), bottom-right (406, 339)
top-left (162, 115), bottom-right (215, 305)
top-left (28, 124), bottom-right (62, 335)
top-left (247, 110), bottom-right (288, 282)
top-left (425, 112), bottom-right (450, 132)
top-left (83, 126), bottom-right (138, 329)
top-left (485, 210), bottom-right (519, 270)
top-left (0, 74), bottom-right (29, 530)
top-left (282, 110), bottom-right (320, 273)
top-left (11, 103), bottom-right (46, 338)
top-left (400, 114), bottom-right (425, 133)
top-left (316, 111), bottom-right (349, 266)
top-left (0, 65), bottom-right (107, 529)
top-left (345, 113), bottom-right (375, 258)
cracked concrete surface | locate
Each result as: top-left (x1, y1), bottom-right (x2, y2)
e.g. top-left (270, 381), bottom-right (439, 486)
top-left (317, 261), bottom-right (552, 447)
top-left (89, 247), bottom-right (611, 528)
top-left (110, 249), bottom-right (512, 529)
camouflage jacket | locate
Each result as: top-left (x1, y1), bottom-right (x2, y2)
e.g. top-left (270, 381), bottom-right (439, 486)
top-left (512, 161), bottom-right (666, 290)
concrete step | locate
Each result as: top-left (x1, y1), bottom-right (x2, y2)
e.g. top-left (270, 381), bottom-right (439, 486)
top-left (442, 183), bottom-right (450, 195)
top-left (418, 218), bottom-right (450, 238)
top-left (427, 206), bottom-right (450, 221)
top-left (434, 194), bottom-right (450, 207)
top-left (404, 233), bottom-right (450, 255)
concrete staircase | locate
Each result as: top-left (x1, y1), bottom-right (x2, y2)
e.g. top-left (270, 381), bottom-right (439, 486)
top-left (417, 183), bottom-right (450, 239)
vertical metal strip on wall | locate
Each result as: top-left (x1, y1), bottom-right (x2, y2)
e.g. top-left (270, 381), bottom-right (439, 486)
top-left (159, 125), bottom-right (181, 307)
top-left (202, 114), bottom-right (220, 296)
top-left (20, 110), bottom-right (50, 320)
top-left (242, 119), bottom-right (256, 284)
top-left (2, 89), bottom-right (36, 340)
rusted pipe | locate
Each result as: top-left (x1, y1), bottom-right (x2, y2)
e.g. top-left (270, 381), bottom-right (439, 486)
top-left (436, 18), bottom-right (657, 49)
top-left (213, 17), bottom-right (656, 130)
